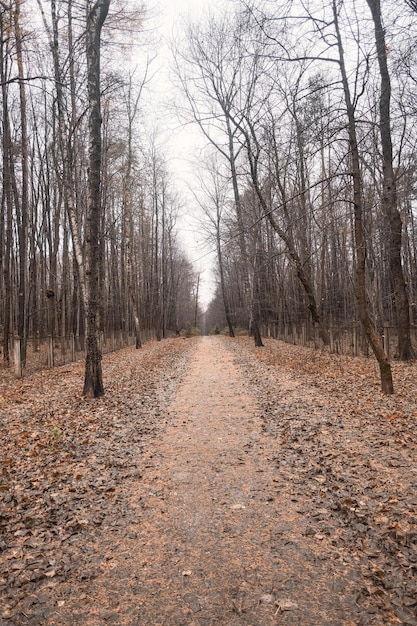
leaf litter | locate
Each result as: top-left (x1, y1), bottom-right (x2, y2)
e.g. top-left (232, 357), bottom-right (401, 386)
top-left (0, 335), bottom-right (416, 625)
top-left (230, 337), bottom-right (417, 625)
top-left (1, 338), bottom-right (192, 625)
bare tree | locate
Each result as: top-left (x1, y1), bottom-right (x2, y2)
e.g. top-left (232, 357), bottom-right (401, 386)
top-left (14, 0), bottom-right (29, 368)
top-left (174, 15), bottom-right (264, 346)
top-left (0, 4), bottom-right (13, 364)
top-left (366, 0), bottom-right (414, 360)
top-left (332, 0), bottom-right (393, 393)
top-left (121, 69), bottom-right (152, 349)
top-left (240, 0), bottom-right (395, 391)
top-left (0, 0), bottom-right (201, 384)
top-left (83, 0), bottom-right (110, 398)
top-left (191, 155), bottom-right (236, 337)
top-left (405, 0), bottom-right (417, 11)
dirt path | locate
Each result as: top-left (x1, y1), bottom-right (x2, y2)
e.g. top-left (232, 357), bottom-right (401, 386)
top-left (134, 334), bottom-right (287, 625)
top-left (56, 337), bottom-right (360, 625)
top-left (3, 336), bottom-right (416, 625)
top-left (132, 335), bottom-right (365, 626)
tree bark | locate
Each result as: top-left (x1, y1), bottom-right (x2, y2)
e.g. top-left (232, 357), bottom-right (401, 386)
top-left (14, 0), bottom-right (29, 368)
top-left (83, 0), bottom-right (110, 398)
top-left (1, 7), bottom-right (12, 364)
top-left (39, 0), bottom-right (87, 311)
top-left (215, 215), bottom-right (235, 338)
top-left (240, 113), bottom-right (329, 346)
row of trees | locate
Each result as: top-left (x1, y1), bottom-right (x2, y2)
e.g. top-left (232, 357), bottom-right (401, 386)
top-left (0, 0), bottom-right (200, 395)
top-left (178, 0), bottom-right (417, 393)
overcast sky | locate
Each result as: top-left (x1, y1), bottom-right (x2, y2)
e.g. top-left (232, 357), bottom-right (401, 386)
top-left (141, 0), bottom-right (226, 307)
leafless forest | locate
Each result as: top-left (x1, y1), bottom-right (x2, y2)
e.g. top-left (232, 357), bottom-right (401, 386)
top-left (2, 3), bottom-right (417, 623)
top-left (2, 0), bottom-right (417, 394)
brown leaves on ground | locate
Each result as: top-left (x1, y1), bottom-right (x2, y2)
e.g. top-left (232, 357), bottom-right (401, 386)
top-left (229, 337), bottom-right (417, 625)
top-left (0, 339), bottom-right (193, 625)
top-left (1, 336), bottom-right (416, 625)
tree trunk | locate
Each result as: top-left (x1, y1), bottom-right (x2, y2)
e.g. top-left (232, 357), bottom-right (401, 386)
top-left (216, 221), bottom-right (235, 337)
top-left (194, 274), bottom-right (200, 330)
top-left (333, 0), bottom-right (393, 394)
top-left (366, 0), bottom-right (414, 360)
top-left (236, 112), bottom-right (329, 346)
top-left (122, 76), bottom-right (142, 349)
top-left (83, 0), bottom-right (110, 398)
top-left (1, 8), bottom-right (12, 364)
top-left (126, 204), bottom-right (142, 348)
top-left (226, 114), bottom-right (263, 347)
top-left (39, 0), bottom-right (87, 310)
top-left (14, 0), bottom-right (29, 368)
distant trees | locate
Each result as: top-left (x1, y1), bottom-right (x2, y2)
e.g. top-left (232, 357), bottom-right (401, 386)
top-left (178, 0), bottom-right (417, 392)
top-left (174, 16), bottom-right (264, 346)
top-left (0, 0), bottom-right (199, 393)
top-left (191, 156), bottom-right (236, 337)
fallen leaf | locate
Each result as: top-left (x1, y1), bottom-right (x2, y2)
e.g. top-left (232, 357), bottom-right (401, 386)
top-left (275, 599), bottom-right (299, 612)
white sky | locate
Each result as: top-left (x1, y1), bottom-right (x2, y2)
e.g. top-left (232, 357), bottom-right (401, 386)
top-left (142, 0), bottom-right (224, 308)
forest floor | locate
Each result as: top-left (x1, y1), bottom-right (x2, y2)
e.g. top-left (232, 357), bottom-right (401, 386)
top-left (1, 335), bottom-right (417, 626)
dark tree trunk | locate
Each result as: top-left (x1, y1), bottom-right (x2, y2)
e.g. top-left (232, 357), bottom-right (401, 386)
top-left (251, 319), bottom-right (263, 347)
top-left (83, 0), bottom-right (110, 398)
top-left (333, 0), bottom-right (393, 394)
top-left (14, 0), bottom-right (29, 368)
top-left (1, 9), bottom-right (12, 364)
top-left (226, 115), bottom-right (263, 347)
top-left (366, 0), bottom-right (414, 360)
top-left (216, 225), bottom-right (235, 337)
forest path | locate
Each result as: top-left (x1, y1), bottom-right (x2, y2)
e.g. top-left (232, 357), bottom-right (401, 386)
top-left (81, 336), bottom-right (359, 625)
top-left (136, 334), bottom-right (284, 625)
top-left (3, 335), bottom-right (417, 625)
